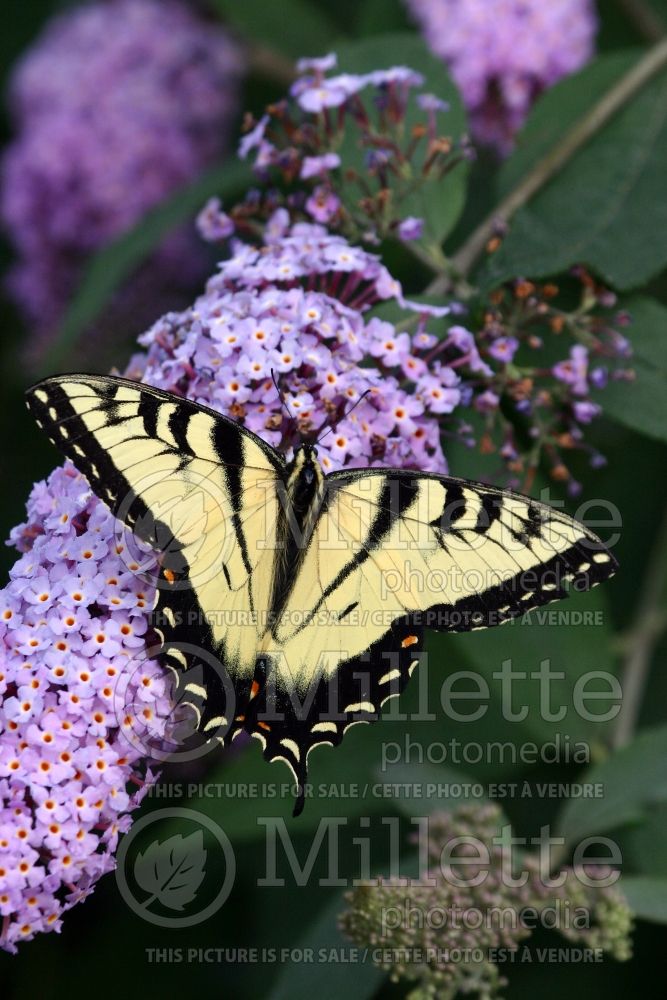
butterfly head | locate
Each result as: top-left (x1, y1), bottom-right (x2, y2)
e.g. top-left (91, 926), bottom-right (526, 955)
top-left (287, 444), bottom-right (324, 509)
top-left (290, 442), bottom-right (319, 478)
top-left (298, 443), bottom-right (318, 481)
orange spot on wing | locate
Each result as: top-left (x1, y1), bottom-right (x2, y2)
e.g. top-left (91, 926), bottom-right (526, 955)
top-left (235, 714), bottom-right (246, 723)
top-left (163, 568), bottom-right (176, 584)
top-left (250, 681), bottom-right (260, 699)
top-left (257, 721), bottom-right (271, 732)
top-left (401, 635), bottom-right (418, 648)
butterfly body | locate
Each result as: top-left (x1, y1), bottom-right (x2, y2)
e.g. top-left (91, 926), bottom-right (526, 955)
top-left (270, 443), bottom-right (325, 621)
top-left (26, 374), bottom-right (618, 815)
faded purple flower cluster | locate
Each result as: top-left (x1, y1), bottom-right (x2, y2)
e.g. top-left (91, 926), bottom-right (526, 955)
top-left (405, 0), bottom-right (597, 153)
top-left (464, 274), bottom-right (633, 494)
top-left (1, 0), bottom-right (243, 358)
top-left (341, 805), bottom-right (537, 998)
top-left (341, 804), bottom-right (632, 998)
top-left (229, 52), bottom-right (468, 249)
top-left (0, 465), bottom-right (171, 953)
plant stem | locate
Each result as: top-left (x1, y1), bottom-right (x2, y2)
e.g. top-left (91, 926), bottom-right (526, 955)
top-left (612, 506), bottom-right (667, 749)
top-left (435, 36), bottom-right (667, 290)
top-left (404, 241), bottom-right (444, 277)
top-left (616, 0), bottom-right (667, 42)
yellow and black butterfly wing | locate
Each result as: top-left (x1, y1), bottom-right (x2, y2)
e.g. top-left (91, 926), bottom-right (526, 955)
top-left (322, 469), bottom-right (618, 632)
top-left (25, 374), bottom-right (285, 744)
top-left (249, 468), bottom-right (617, 809)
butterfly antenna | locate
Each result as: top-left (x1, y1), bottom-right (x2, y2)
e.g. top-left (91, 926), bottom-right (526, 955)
top-left (271, 369), bottom-right (296, 422)
top-left (314, 388), bottom-right (372, 446)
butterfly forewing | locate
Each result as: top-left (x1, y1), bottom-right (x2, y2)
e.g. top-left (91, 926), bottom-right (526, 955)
top-left (270, 469), bottom-right (616, 676)
top-left (26, 374), bottom-right (284, 744)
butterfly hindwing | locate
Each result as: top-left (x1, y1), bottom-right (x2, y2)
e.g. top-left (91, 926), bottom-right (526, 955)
top-left (247, 618), bottom-right (424, 815)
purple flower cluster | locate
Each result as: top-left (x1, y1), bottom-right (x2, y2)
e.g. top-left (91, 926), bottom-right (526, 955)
top-left (405, 0), bottom-right (597, 153)
top-left (289, 54), bottom-right (425, 114)
top-left (232, 53), bottom-right (468, 248)
top-left (205, 56), bottom-right (631, 491)
top-left (0, 220), bottom-right (467, 950)
top-left (0, 465), bottom-right (171, 953)
top-left (142, 212), bottom-right (462, 473)
top-left (465, 276), bottom-right (633, 493)
top-left (1, 0), bottom-right (243, 357)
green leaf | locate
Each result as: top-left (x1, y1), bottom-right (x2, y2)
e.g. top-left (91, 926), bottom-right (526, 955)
top-left (498, 53), bottom-right (639, 195)
top-left (355, 0), bottom-right (408, 37)
top-left (336, 33), bottom-right (469, 248)
top-left (618, 801), bottom-right (667, 877)
top-left (449, 581), bottom-right (617, 744)
top-left (43, 159), bottom-right (251, 373)
top-left (620, 876), bottom-right (667, 924)
top-left (169, 728), bottom-right (396, 843)
top-left (479, 52), bottom-right (667, 291)
top-left (267, 893), bottom-right (384, 1000)
top-left (595, 296), bottom-right (667, 443)
top-left (211, 0), bottom-right (338, 59)
top-left (165, 638), bottom-right (493, 843)
top-left (557, 725), bottom-right (667, 846)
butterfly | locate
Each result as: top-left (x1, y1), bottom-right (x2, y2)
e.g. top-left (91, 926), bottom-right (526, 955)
top-left (26, 374), bottom-right (617, 815)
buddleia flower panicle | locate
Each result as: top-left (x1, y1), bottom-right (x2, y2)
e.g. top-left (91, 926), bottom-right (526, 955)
top-left (226, 52), bottom-right (471, 249)
top-left (453, 272), bottom-right (634, 494)
top-left (405, 0), bottom-right (597, 154)
top-left (0, 465), bottom-right (171, 953)
top-left (0, 0), bottom-right (243, 362)
top-left (141, 214), bottom-right (467, 474)
top-left (199, 54), bottom-right (631, 490)
top-left (340, 804), bottom-right (633, 1000)
top-left (0, 217), bottom-right (469, 950)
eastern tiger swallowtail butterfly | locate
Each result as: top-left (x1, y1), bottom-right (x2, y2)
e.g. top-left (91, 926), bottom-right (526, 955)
top-left (26, 374), bottom-right (617, 815)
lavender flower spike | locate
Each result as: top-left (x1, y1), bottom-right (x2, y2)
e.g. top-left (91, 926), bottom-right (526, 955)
top-left (1, 218), bottom-right (471, 949)
top-left (0, 0), bottom-right (243, 357)
top-left (405, 0), bottom-right (597, 153)
top-left (0, 465), bottom-right (171, 953)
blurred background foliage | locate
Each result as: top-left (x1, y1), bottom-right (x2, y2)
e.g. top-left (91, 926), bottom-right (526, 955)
top-left (1, 1), bottom-right (667, 999)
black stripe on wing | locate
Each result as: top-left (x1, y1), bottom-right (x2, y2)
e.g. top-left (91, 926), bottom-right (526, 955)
top-left (150, 571), bottom-right (249, 750)
top-left (415, 539), bottom-right (617, 633)
top-left (277, 476), bottom-right (420, 642)
top-left (26, 375), bottom-right (285, 504)
top-left (27, 376), bottom-right (154, 535)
